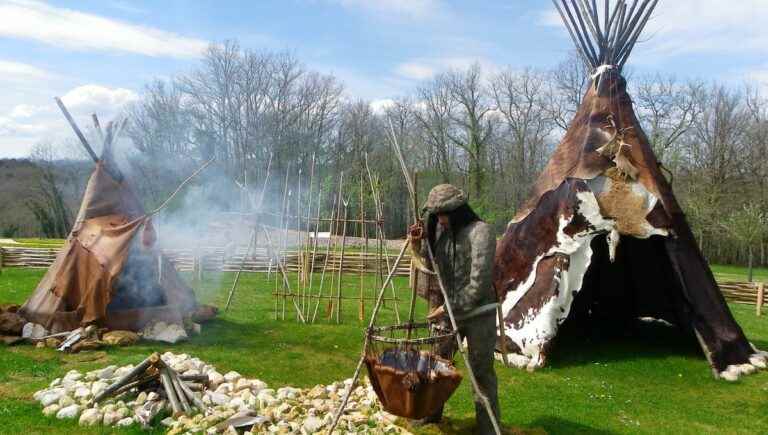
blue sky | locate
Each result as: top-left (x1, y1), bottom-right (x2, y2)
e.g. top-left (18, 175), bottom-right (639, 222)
top-left (1, 0), bottom-right (767, 158)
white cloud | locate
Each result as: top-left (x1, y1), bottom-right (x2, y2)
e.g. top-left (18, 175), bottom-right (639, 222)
top-left (0, 59), bottom-right (50, 81)
top-left (328, 0), bottom-right (442, 19)
top-left (0, 84), bottom-right (139, 158)
top-left (61, 85), bottom-right (139, 112)
top-left (644, 1), bottom-right (768, 57)
top-left (9, 104), bottom-right (41, 119)
top-left (394, 56), bottom-right (499, 81)
top-left (0, 116), bottom-right (49, 136)
top-left (0, 0), bottom-right (208, 58)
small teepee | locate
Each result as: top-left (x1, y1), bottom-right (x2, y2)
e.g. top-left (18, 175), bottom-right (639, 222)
top-left (493, 0), bottom-right (767, 380)
top-left (20, 106), bottom-right (196, 333)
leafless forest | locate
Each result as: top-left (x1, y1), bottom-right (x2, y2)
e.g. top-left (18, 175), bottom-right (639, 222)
top-left (12, 41), bottom-right (768, 269)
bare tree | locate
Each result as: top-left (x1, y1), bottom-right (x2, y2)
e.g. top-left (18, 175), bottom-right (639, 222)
top-left (26, 142), bottom-right (73, 238)
top-left (413, 78), bottom-right (456, 182)
top-left (547, 50), bottom-right (590, 131)
top-left (688, 85), bottom-right (750, 187)
top-left (634, 75), bottom-right (701, 164)
top-left (444, 63), bottom-right (494, 200)
top-left (722, 204), bottom-right (766, 281)
top-left (490, 67), bottom-right (555, 205)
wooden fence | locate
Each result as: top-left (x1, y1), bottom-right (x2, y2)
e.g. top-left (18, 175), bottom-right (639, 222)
top-left (0, 246), bottom-right (412, 277)
top-left (719, 281), bottom-right (766, 315)
top-left (3, 246), bottom-right (762, 314)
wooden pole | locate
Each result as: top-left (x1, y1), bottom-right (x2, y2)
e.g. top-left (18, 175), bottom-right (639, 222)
top-left (280, 165), bottom-right (291, 320)
top-left (497, 305), bottom-right (510, 366)
top-left (0, 247), bottom-right (4, 276)
top-left (408, 172), bottom-right (419, 324)
top-left (168, 368), bottom-right (192, 414)
top-left (160, 368), bottom-right (182, 417)
top-left (304, 154), bottom-right (316, 318)
top-left (364, 156), bottom-right (401, 322)
top-left (328, 173), bottom-right (344, 319)
top-left (328, 239), bottom-right (411, 434)
top-left (359, 173), bottom-right (365, 322)
top-left (196, 249), bottom-right (203, 284)
top-left (261, 225), bottom-right (306, 323)
top-left (307, 190), bottom-right (322, 320)
top-left (92, 353), bottom-right (160, 403)
top-left (297, 168), bottom-right (304, 318)
top-left (224, 228), bottom-right (256, 311)
top-left (757, 282), bottom-right (765, 316)
top-left (311, 193), bottom-right (338, 323)
top-left (54, 97), bottom-right (99, 163)
top-left (336, 198), bottom-right (350, 323)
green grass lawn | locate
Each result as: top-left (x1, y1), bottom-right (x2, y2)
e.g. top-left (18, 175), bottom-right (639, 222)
top-left (1, 266), bottom-right (768, 434)
top-left (710, 264), bottom-right (768, 283)
top-left (0, 238), bottom-right (66, 248)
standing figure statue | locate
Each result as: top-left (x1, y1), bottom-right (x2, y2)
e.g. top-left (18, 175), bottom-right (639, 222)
top-left (409, 184), bottom-right (500, 434)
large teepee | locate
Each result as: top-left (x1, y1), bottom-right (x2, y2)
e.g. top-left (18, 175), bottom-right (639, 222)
top-left (493, 0), bottom-right (767, 380)
top-left (20, 107), bottom-right (197, 333)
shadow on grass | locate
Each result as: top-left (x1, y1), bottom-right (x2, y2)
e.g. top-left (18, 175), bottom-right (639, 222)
top-left (409, 416), bottom-right (613, 435)
top-left (546, 319), bottom-right (704, 370)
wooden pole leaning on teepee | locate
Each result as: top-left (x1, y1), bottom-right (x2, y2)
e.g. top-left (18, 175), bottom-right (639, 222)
top-left (327, 238), bottom-right (412, 434)
top-left (54, 97), bottom-right (98, 163)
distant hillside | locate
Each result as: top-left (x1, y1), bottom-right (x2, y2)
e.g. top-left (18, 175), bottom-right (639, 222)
top-left (0, 159), bottom-right (91, 237)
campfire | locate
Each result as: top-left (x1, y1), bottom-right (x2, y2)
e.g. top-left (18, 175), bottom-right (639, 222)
top-left (90, 352), bottom-right (207, 418)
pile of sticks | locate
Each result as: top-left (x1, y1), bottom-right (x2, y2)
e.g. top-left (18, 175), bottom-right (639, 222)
top-left (91, 352), bottom-right (207, 417)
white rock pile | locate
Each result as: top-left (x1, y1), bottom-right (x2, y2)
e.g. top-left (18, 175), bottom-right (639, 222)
top-left (33, 352), bottom-right (411, 434)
